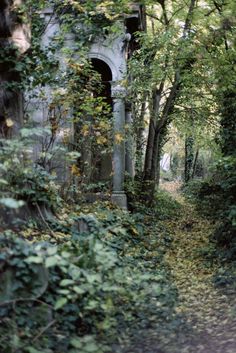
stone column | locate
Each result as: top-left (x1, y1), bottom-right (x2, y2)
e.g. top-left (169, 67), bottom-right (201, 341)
top-left (111, 84), bottom-right (127, 209)
top-left (125, 104), bottom-right (135, 178)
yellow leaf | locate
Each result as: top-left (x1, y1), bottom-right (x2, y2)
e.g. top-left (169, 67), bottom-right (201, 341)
top-left (82, 124), bottom-right (90, 136)
top-left (99, 121), bottom-right (107, 128)
top-left (71, 164), bottom-right (81, 176)
top-left (97, 136), bottom-right (107, 145)
top-left (5, 118), bottom-right (14, 127)
top-left (114, 133), bottom-right (124, 144)
top-left (95, 105), bottom-right (103, 113)
top-left (130, 226), bottom-right (138, 236)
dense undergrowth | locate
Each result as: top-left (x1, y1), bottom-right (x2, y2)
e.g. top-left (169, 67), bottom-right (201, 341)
top-left (0, 195), bottom-right (180, 353)
top-left (183, 159), bottom-right (236, 300)
top-left (183, 156), bottom-right (236, 261)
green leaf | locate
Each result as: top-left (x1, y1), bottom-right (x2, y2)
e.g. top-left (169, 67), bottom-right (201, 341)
top-left (45, 256), bottom-right (58, 268)
top-left (26, 256), bottom-right (43, 264)
top-left (61, 251), bottom-right (71, 258)
top-left (86, 300), bottom-right (98, 309)
top-left (0, 179), bottom-right (8, 185)
top-left (72, 285), bottom-right (86, 294)
top-left (0, 198), bottom-right (25, 209)
top-left (85, 273), bottom-right (102, 283)
top-left (60, 279), bottom-right (74, 287)
top-left (26, 347), bottom-right (46, 353)
top-left (58, 289), bottom-right (70, 295)
top-left (47, 246), bottom-right (58, 256)
top-left (20, 127), bottom-right (51, 138)
top-left (54, 297), bottom-right (68, 310)
top-left (70, 338), bottom-right (82, 349)
top-left (84, 342), bottom-right (98, 352)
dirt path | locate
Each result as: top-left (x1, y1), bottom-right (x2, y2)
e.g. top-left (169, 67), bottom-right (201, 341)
top-left (122, 182), bottom-right (236, 353)
top-left (162, 182), bottom-right (236, 353)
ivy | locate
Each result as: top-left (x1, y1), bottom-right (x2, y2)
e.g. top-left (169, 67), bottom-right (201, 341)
top-left (0, 206), bottom-right (177, 352)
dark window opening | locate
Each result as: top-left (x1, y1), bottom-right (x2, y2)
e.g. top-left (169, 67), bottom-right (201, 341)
top-left (91, 58), bottom-right (112, 106)
top-left (125, 17), bottom-right (140, 57)
top-left (125, 16), bottom-right (140, 35)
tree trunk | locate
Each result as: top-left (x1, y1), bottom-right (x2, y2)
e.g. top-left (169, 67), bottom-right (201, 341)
top-left (138, 0), bottom-right (197, 204)
top-left (135, 101), bottom-right (146, 176)
top-left (143, 88), bottom-right (163, 181)
top-left (184, 135), bottom-right (194, 183)
top-left (191, 148), bottom-right (199, 179)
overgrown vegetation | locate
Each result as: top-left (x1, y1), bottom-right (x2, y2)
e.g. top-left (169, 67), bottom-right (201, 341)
top-left (0, 202), bottom-right (178, 353)
top-left (1, 0), bottom-right (236, 352)
top-left (183, 156), bottom-right (236, 260)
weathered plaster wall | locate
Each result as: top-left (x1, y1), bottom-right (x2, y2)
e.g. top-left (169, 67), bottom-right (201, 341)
top-left (26, 8), bottom-right (72, 181)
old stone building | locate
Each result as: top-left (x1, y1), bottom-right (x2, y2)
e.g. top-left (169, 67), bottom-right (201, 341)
top-left (1, 1), bottom-right (145, 208)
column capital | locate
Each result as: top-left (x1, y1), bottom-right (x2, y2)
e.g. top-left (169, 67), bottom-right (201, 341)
top-left (111, 83), bottom-right (126, 99)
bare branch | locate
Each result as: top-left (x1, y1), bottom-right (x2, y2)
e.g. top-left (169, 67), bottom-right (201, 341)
top-left (32, 320), bottom-right (56, 344)
top-left (145, 12), bottom-right (163, 25)
top-left (0, 298), bottom-right (53, 309)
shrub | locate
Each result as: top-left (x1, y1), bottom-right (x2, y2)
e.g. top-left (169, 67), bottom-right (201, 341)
top-left (0, 208), bottom-right (177, 353)
top-left (183, 156), bottom-right (236, 259)
top-left (0, 135), bottom-right (62, 211)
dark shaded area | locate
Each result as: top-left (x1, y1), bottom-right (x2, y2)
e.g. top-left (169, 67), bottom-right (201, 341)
top-left (220, 90), bottom-right (236, 156)
top-left (0, 0), bottom-right (23, 136)
top-left (91, 58), bottom-right (112, 106)
top-left (125, 16), bottom-right (140, 58)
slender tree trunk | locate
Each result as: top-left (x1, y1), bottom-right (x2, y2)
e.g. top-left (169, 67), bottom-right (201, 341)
top-left (135, 101), bottom-right (146, 176)
top-left (143, 87), bottom-right (163, 181)
top-left (184, 135), bottom-right (194, 183)
top-left (152, 129), bottom-right (162, 188)
top-left (143, 116), bottom-right (155, 180)
top-left (143, 74), bottom-right (181, 196)
top-left (191, 148), bottom-right (199, 179)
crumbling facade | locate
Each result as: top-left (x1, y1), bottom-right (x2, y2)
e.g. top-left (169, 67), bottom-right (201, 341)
top-left (1, 2), bottom-right (145, 208)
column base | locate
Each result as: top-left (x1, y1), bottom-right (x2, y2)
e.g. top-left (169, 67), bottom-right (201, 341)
top-left (111, 192), bottom-right (127, 209)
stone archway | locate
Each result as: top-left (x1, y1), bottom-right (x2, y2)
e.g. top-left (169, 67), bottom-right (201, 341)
top-left (90, 58), bottom-right (113, 183)
top-left (91, 58), bottom-right (113, 108)
top-left (88, 54), bottom-right (127, 208)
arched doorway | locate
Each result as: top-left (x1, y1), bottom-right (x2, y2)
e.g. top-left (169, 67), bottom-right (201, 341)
top-left (91, 58), bottom-right (112, 186)
top-left (90, 58), bottom-right (112, 106)
top-left (83, 55), bottom-right (128, 208)
top-left (81, 58), bottom-right (113, 184)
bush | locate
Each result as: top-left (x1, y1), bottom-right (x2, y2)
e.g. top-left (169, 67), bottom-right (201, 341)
top-left (155, 189), bottom-right (182, 220)
top-left (183, 156), bottom-right (236, 259)
top-left (125, 178), bottom-right (182, 220)
top-left (0, 135), bottom-right (62, 211)
top-left (0, 207), bottom-right (177, 353)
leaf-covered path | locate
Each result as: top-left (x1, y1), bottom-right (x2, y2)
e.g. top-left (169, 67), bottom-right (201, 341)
top-left (163, 183), bottom-right (236, 353)
top-left (125, 182), bottom-right (236, 353)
